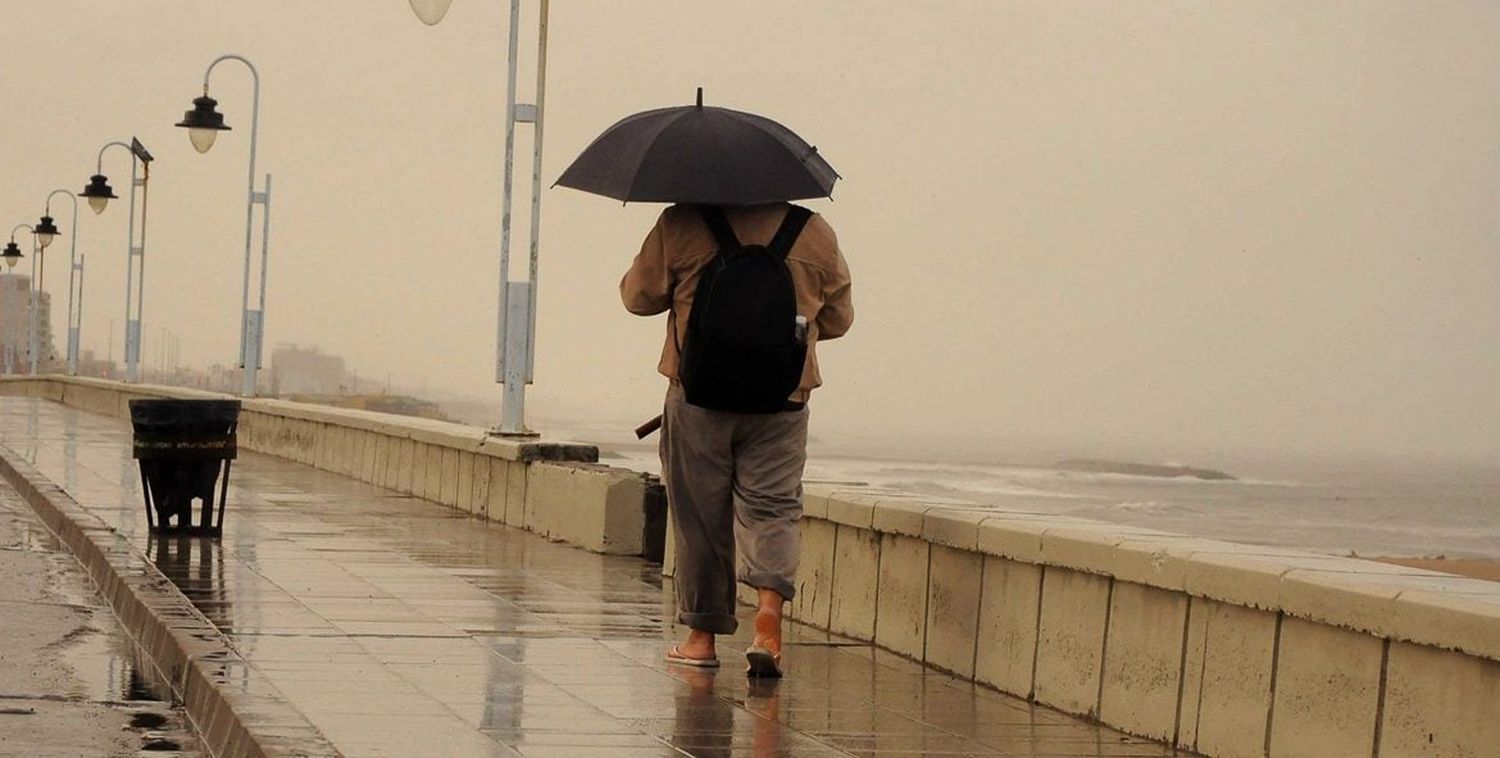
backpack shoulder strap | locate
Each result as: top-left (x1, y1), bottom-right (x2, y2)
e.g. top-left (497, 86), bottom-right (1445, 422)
top-left (698, 205), bottom-right (740, 250)
top-left (768, 205), bottom-right (814, 260)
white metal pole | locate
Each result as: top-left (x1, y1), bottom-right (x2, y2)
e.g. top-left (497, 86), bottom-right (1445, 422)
top-left (132, 160), bottom-right (150, 383)
top-left (495, 0), bottom-right (550, 436)
top-left (496, 0), bottom-right (521, 385)
top-left (75, 255), bottom-right (85, 373)
top-left (2, 268), bottom-right (8, 375)
top-left (416, 1), bottom-right (545, 436)
top-left (523, 0), bottom-right (549, 384)
top-left (126, 156), bottom-right (140, 382)
top-left (28, 237), bottom-right (40, 374)
top-left (249, 172), bottom-right (272, 393)
top-left (45, 191), bottom-right (80, 375)
top-left (96, 142), bottom-right (137, 381)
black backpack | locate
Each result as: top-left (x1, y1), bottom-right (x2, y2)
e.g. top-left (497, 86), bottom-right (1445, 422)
top-left (679, 204), bottom-right (813, 413)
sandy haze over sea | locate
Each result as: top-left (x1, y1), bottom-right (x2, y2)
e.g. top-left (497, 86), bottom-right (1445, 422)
top-left (1, 2), bottom-right (1497, 467)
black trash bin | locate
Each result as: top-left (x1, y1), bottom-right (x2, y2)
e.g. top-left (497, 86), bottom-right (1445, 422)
top-left (129, 399), bottom-right (241, 536)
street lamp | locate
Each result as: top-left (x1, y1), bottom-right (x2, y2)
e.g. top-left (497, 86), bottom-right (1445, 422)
top-left (41, 190), bottom-right (83, 375)
top-left (83, 139), bottom-right (154, 383)
top-left (1, 237), bottom-right (21, 374)
top-left (408, 0), bottom-right (551, 436)
top-left (176, 54), bottom-right (273, 399)
top-left (10, 225), bottom-right (43, 374)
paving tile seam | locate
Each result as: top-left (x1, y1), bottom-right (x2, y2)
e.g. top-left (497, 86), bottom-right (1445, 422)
top-left (0, 440), bottom-right (342, 758)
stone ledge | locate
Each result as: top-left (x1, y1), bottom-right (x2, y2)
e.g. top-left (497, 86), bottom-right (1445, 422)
top-left (807, 480), bottom-right (1500, 663)
top-left (1, 376), bottom-right (598, 464)
top-left (522, 461), bottom-right (648, 555)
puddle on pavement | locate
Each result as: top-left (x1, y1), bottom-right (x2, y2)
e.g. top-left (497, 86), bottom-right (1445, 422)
top-left (45, 558), bottom-right (165, 705)
top-left (48, 557), bottom-right (204, 755)
top-left (56, 618), bottom-right (154, 703)
top-left (54, 613), bottom-right (203, 755)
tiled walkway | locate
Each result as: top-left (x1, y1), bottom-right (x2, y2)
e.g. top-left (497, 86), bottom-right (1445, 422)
top-left (0, 397), bottom-right (1183, 757)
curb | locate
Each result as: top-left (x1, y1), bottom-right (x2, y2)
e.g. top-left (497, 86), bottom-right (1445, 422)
top-left (0, 442), bottom-right (339, 758)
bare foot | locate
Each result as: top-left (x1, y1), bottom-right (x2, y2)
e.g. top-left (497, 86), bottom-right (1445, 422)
top-left (672, 628), bottom-right (717, 661)
top-left (752, 588), bottom-right (785, 656)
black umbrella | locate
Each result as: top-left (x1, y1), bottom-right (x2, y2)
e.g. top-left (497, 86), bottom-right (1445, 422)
top-left (556, 89), bottom-right (839, 206)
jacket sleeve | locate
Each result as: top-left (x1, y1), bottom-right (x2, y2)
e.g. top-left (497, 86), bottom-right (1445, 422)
top-left (620, 213), bottom-right (672, 316)
top-left (816, 225), bottom-right (854, 341)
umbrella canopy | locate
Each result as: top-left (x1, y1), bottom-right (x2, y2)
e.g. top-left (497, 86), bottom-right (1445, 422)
top-left (556, 90), bottom-right (839, 206)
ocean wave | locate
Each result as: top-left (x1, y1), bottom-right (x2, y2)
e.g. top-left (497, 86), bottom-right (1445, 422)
top-left (875, 478), bottom-right (1098, 501)
top-left (1106, 500), bottom-right (1203, 516)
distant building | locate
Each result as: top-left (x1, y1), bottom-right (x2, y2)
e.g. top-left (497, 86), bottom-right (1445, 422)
top-left (270, 345), bottom-right (345, 396)
top-left (0, 274), bottom-right (55, 373)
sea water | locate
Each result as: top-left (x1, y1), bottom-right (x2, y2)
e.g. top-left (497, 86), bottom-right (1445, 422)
top-left (591, 434), bottom-right (1500, 561)
top-left (447, 403), bottom-right (1498, 561)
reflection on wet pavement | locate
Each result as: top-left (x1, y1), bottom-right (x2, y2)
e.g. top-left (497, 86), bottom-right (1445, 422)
top-left (0, 397), bottom-right (1186, 757)
top-left (1, 469), bottom-right (202, 756)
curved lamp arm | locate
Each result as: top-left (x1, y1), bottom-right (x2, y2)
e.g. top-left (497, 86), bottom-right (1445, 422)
top-left (9, 223), bottom-right (32, 242)
top-left (201, 54), bottom-right (261, 181)
top-left (204, 54), bottom-right (260, 94)
top-left (96, 140), bottom-right (132, 173)
top-left (45, 189), bottom-right (78, 217)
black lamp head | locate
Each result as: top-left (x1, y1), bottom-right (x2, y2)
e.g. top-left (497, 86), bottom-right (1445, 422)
top-left (176, 95), bottom-right (230, 131)
top-left (33, 215), bottom-right (60, 238)
top-left (2, 240), bottom-right (23, 268)
top-left (177, 95), bottom-right (232, 153)
top-left (32, 215), bottom-right (60, 249)
top-left (80, 174), bottom-right (117, 200)
top-left (80, 174), bottom-right (118, 214)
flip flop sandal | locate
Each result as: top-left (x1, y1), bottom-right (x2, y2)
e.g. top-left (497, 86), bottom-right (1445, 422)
top-left (745, 646), bottom-right (783, 678)
top-left (666, 645), bottom-right (720, 668)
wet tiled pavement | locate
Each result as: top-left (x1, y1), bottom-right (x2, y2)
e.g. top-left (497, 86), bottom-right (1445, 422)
top-left (0, 397), bottom-right (1184, 757)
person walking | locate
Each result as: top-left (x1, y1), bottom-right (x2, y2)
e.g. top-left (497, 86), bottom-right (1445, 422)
top-left (621, 201), bottom-right (853, 676)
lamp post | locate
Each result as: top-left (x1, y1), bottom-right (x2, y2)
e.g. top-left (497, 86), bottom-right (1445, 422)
top-left (82, 139), bottom-right (154, 383)
top-left (408, 0), bottom-right (551, 436)
top-left (1, 237), bottom-right (23, 374)
top-left (175, 54), bottom-right (273, 399)
top-left (9, 225), bottom-right (43, 374)
top-left (38, 190), bottom-right (82, 375)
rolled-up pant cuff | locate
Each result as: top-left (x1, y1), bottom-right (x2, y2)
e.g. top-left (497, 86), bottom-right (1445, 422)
top-left (680, 610), bottom-right (738, 635)
top-left (740, 573), bottom-right (796, 602)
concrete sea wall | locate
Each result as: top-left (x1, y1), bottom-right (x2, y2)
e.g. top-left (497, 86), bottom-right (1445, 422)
top-left (0, 376), bottom-right (650, 555)
top-left (708, 488), bottom-right (1500, 756)
top-left (4, 376), bottom-right (1497, 755)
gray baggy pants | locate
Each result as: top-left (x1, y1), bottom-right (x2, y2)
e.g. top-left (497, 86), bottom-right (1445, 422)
top-left (661, 384), bottom-right (808, 635)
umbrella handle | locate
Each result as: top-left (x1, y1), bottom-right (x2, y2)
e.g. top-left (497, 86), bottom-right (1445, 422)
top-left (635, 414), bottom-right (663, 440)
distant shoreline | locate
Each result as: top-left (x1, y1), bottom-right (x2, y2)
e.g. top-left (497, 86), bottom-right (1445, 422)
top-left (1054, 458), bottom-right (1237, 481)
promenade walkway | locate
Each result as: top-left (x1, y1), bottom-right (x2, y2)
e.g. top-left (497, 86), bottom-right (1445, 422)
top-left (0, 397), bottom-right (1182, 757)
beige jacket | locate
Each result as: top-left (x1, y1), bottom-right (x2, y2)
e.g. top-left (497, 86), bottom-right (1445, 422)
top-left (620, 203), bottom-right (854, 403)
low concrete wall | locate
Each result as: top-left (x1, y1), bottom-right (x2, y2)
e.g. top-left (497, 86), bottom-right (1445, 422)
top-left (8, 376), bottom-right (1497, 755)
top-left (0, 376), bottom-right (652, 556)
top-left (670, 489), bottom-right (1500, 755)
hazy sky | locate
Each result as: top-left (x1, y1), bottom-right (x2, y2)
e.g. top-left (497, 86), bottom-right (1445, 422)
top-left (2, 2), bottom-right (1497, 464)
